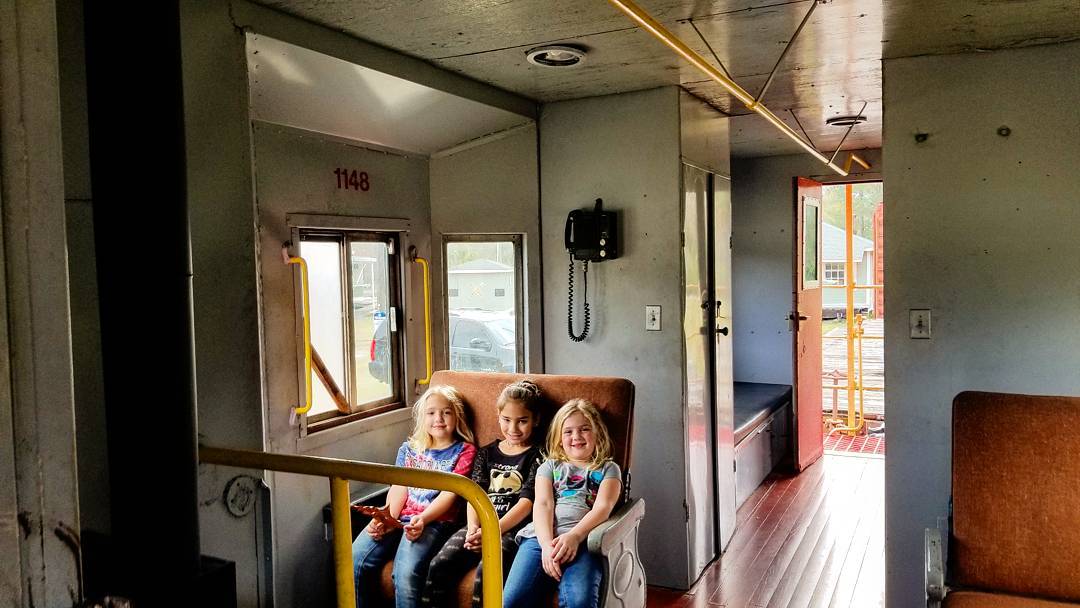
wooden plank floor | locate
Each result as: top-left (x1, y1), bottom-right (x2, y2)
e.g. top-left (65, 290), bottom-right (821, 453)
top-left (647, 455), bottom-right (884, 608)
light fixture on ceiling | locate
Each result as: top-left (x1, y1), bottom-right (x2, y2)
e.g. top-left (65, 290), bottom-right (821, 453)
top-left (525, 45), bottom-right (586, 68)
top-left (826, 115), bottom-right (868, 128)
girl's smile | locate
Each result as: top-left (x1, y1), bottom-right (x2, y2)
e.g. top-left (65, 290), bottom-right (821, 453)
top-left (499, 400), bottom-right (537, 450)
top-left (424, 395), bottom-right (457, 447)
top-left (561, 412), bottom-right (595, 463)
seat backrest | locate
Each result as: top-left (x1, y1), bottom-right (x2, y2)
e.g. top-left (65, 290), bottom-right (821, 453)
top-left (429, 370), bottom-right (635, 473)
top-left (951, 391), bottom-right (1080, 600)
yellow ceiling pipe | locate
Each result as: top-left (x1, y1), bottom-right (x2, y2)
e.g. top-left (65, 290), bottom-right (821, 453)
top-left (605, 0), bottom-right (849, 176)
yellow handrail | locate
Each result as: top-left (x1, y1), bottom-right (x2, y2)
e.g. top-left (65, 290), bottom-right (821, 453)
top-left (286, 254), bottom-right (313, 415)
top-left (412, 256), bottom-right (433, 386)
top-left (199, 446), bottom-right (502, 608)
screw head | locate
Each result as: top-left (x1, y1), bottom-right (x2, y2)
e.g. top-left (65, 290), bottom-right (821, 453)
top-left (997, 126), bottom-right (1011, 137)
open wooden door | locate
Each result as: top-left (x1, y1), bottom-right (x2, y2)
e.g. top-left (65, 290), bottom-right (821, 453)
top-left (793, 177), bottom-right (824, 470)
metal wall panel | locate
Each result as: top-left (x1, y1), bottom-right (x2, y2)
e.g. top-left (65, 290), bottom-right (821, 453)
top-left (713, 174), bottom-right (737, 550)
top-left (682, 164), bottom-right (718, 579)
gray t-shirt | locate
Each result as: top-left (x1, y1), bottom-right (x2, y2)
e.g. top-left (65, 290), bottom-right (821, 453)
top-left (518, 459), bottom-right (621, 539)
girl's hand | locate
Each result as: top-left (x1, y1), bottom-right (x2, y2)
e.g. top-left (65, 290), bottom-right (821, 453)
top-left (404, 515), bottom-right (426, 541)
top-left (540, 545), bottom-right (562, 581)
top-left (365, 519), bottom-right (386, 541)
top-left (550, 532), bottom-right (581, 564)
top-left (463, 526), bottom-right (482, 552)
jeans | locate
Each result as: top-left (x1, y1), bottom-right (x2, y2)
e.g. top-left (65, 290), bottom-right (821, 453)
top-left (424, 526), bottom-right (521, 608)
top-left (353, 521), bottom-right (456, 608)
top-left (502, 537), bottom-right (602, 608)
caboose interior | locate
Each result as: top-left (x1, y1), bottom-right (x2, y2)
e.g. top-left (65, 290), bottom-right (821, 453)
top-left (2, 1), bottom-right (1077, 608)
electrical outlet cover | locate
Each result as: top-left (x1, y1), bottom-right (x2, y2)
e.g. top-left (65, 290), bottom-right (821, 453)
top-left (645, 305), bottom-right (661, 331)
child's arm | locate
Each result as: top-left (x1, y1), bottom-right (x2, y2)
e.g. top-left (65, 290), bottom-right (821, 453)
top-left (550, 477), bottom-right (621, 565)
top-left (367, 484), bottom-right (407, 540)
top-left (532, 475), bottom-right (562, 580)
top-left (404, 490), bottom-right (460, 540)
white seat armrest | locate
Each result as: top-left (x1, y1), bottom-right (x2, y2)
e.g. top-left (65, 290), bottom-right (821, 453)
top-left (925, 527), bottom-right (947, 608)
top-left (586, 498), bottom-right (646, 608)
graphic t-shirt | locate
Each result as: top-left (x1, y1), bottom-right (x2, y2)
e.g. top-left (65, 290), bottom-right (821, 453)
top-left (469, 441), bottom-right (543, 528)
top-left (518, 459), bottom-right (621, 539)
top-left (395, 440), bottom-right (477, 522)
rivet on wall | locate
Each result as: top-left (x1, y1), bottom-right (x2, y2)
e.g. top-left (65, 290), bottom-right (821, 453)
top-left (996, 126), bottom-right (1011, 137)
top-left (914, 132), bottom-right (929, 143)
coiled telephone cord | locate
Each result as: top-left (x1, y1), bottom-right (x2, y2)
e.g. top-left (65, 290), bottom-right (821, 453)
top-left (568, 256), bottom-right (590, 342)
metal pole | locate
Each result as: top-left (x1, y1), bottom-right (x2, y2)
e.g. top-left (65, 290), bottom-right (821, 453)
top-left (605, 0), bottom-right (849, 176)
top-left (330, 477), bottom-right (355, 608)
top-left (753, 0), bottom-right (820, 107)
top-left (845, 184), bottom-right (856, 433)
top-left (829, 101), bottom-right (868, 164)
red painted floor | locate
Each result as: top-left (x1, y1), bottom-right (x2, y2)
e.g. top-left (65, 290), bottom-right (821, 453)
top-left (646, 455), bottom-right (885, 607)
top-left (824, 429), bottom-right (885, 456)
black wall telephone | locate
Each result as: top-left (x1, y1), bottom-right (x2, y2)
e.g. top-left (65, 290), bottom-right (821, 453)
top-left (565, 199), bottom-right (618, 342)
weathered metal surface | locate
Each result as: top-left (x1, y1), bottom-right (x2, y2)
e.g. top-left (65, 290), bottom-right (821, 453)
top-left (0, 0), bottom-right (82, 604)
top-left (250, 0), bottom-right (1077, 157)
top-left (883, 0), bottom-right (1080, 59)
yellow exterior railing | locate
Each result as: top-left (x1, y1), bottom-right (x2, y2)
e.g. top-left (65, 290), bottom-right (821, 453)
top-left (199, 446), bottom-right (502, 608)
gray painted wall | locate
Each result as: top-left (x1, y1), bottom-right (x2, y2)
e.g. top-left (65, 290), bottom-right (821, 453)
top-left (252, 122), bottom-right (434, 607)
top-left (730, 150), bottom-right (881, 385)
top-left (540, 87), bottom-right (691, 589)
top-left (882, 41), bottom-right (1080, 608)
top-left (430, 124), bottom-right (543, 373)
top-left (181, 2), bottom-right (265, 603)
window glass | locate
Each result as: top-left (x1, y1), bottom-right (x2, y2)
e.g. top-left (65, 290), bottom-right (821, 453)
top-left (298, 229), bottom-right (401, 425)
top-left (350, 240), bottom-right (393, 406)
top-left (446, 239), bottom-right (522, 373)
top-left (301, 239), bottom-right (347, 416)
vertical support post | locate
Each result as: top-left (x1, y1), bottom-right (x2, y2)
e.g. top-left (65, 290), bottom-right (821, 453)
top-left (329, 477), bottom-right (356, 608)
top-left (844, 184), bottom-right (856, 433)
top-left (85, 1), bottom-right (203, 602)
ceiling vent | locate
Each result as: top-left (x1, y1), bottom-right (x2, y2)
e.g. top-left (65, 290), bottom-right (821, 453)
top-left (826, 114), bottom-right (868, 128)
top-left (525, 45), bottom-right (586, 68)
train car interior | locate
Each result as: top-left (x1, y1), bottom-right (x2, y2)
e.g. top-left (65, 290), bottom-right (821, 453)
top-left (2, 1), bottom-right (1077, 608)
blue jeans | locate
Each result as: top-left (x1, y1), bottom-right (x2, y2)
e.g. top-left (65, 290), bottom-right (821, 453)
top-left (502, 537), bottom-right (603, 608)
top-left (353, 521), bottom-right (456, 608)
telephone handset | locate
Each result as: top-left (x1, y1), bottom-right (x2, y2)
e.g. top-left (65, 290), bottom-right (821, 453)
top-left (565, 198), bottom-right (618, 262)
top-left (565, 199), bottom-right (618, 342)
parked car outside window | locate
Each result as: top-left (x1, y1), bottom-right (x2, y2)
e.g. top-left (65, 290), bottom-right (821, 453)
top-left (367, 310), bottom-right (516, 382)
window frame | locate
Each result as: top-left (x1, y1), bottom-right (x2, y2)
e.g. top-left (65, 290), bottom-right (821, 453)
top-left (288, 214), bottom-right (411, 434)
top-left (824, 261), bottom-right (846, 285)
top-left (442, 234), bottom-right (525, 374)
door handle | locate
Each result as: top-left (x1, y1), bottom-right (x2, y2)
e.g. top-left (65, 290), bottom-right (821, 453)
top-left (718, 326), bottom-right (729, 336)
top-left (787, 312), bottom-right (808, 321)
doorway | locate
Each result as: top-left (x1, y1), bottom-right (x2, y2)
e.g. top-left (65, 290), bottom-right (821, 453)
top-left (820, 182), bottom-right (885, 456)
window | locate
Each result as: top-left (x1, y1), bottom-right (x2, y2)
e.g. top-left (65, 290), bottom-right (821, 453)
top-left (298, 229), bottom-right (402, 425)
top-left (444, 236), bottom-right (524, 373)
top-left (824, 262), bottom-right (846, 285)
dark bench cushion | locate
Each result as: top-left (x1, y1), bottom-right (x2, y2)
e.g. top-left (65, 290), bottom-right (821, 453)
top-left (734, 382), bottom-right (792, 445)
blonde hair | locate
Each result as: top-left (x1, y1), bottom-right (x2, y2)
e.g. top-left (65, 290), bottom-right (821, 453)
top-left (545, 398), bottom-right (612, 470)
top-left (408, 385), bottom-right (474, 450)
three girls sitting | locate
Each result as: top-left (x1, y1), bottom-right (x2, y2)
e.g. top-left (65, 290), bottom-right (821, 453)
top-left (354, 382), bottom-right (619, 608)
